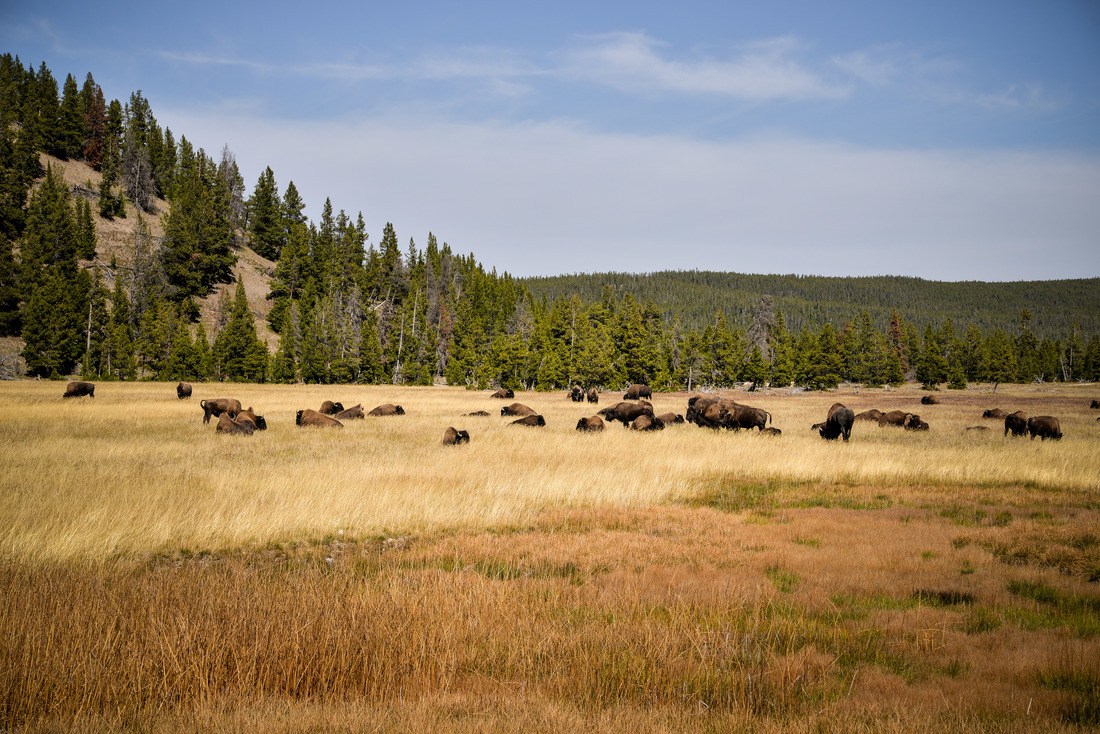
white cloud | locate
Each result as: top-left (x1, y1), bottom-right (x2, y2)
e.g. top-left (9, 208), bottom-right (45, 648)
top-left (560, 32), bottom-right (850, 101)
top-left (156, 112), bottom-right (1100, 282)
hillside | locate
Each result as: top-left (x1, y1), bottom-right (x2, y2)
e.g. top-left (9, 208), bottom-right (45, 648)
top-left (522, 271), bottom-right (1100, 339)
top-left (45, 154), bottom-right (279, 349)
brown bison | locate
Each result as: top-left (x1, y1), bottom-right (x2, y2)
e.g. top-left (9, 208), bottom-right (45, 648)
top-left (570, 384), bottom-right (585, 402)
top-left (215, 413), bottom-right (255, 435)
top-left (296, 409), bottom-right (343, 428)
top-left (511, 414), bottom-right (546, 427)
top-left (442, 427), bottom-right (470, 445)
top-left (368, 404), bottom-right (406, 416)
top-left (500, 402), bottom-right (536, 417)
top-left (236, 407), bottom-right (267, 431)
top-left (761, 427), bottom-right (782, 437)
top-left (587, 387), bottom-right (599, 404)
top-left (815, 403), bottom-right (854, 442)
top-left (334, 404), bottom-right (365, 420)
top-left (1027, 416), bottom-right (1062, 441)
top-left (319, 401), bottom-right (345, 415)
top-left (725, 404), bottom-right (772, 431)
top-left (656, 412), bottom-right (684, 425)
top-left (921, 395), bottom-right (939, 405)
top-left (854, 409), bottom-right (883, 422)
top-left (1004, 411), bottom-right (1028, 437)
top-left (201, 398), bottom-right (242, 424)
top-left (630, 414), bottom-right (665, 431)
top-left (576, 416), bottom-right (605, 432)
top-left (983, 408), bottom-right (1008, 419)
top-left (176, 381), bottom-right (192, 400)
top-left (597, 400), bottom-right (655, 427)
top-left (463, 410), bottom-right (491, 417)
top-left (623, 383), bottom-right (652, 400)
top-left (63, 381), bottom-right (95, 398)
top-left (686, 395), bottom-right (735, 426)
top-left (490, 388), bottom-right (515, 399)
top-left (878, 410), bottom-right (917, 428)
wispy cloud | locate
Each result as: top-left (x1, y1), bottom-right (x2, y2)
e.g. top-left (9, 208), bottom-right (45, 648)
top-left (560, 32), bottom-right (850, 101)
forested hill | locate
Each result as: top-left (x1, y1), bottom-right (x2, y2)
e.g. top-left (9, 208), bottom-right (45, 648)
top-left (522, 271), bottom-right (1100, 339)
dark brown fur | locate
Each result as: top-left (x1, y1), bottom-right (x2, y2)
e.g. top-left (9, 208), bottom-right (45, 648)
top-left (623, 383), bottom-right (652, 400)
top-left (296, 409), bottom-right (343, 428)
top-left (216, 413), bottom-right (255, 435)
top-left (854, 409), bottom-right (883, 422)
top-left (597, 401), bottom-right (654, 427)
top-left (510, 414), bottom-right (546, 427)
top-left (442, 427), bottom-right (470, 445)
top-left (921, 395), bottom-right (939, 405)
top-left (576, 416), bottom-right (605, 432)
top-left (656, 412), bottom-right (684, 425)
top-left (1004, 411), bottom-right (1028, 437)
top-left (983, 408), bottom-right (1008, 419)
top-left (176, 382), bottom-right (192, 399)
top-left (62, 381), bottom-right (95, 398)
top-left (490, 389), bottom-right (515, 399)
top-left (761, 427), bottom-right (782, 437)
top-left (630, 414), bottom-right (665, 431)
top-left (236, 407), bottom-right (267, 430)
top-left (334, 404), bottom-right (365, 420)
top-left (587, 387), bottom-right (599, 404)
top-left (368, 404), bottom-right (406, 416)
top-left (1027, 416), bottom-right (1062, 441)
top-left (500, 402), bottom-right (536, 417)
top-left (319, 401), bottom-right (345, 415)
top-left (817, 403), bottom-right (854, 442)
top-left (201, 398), bottom-right (242, 425)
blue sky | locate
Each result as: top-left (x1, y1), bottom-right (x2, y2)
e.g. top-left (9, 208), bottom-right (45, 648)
top-left (4, 0), bottom-right (1100, 280)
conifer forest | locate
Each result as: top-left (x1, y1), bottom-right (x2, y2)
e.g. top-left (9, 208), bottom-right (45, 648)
top-left (3, 54), bottom-right (1099, 391)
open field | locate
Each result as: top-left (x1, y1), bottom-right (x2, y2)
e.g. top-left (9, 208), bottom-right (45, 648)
top-left (1, 381), bottom-right (1099, 731)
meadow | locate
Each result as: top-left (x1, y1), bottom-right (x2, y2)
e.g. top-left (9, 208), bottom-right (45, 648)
top-left (1, 380), bottom-right (1098, 732)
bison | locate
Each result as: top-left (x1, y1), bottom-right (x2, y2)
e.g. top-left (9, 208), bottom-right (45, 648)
top-left (686, 395), bottom-right (734, 426)
top-left (587, 387), bottom-right (599, 404)
top-left (576, 416), bottom-right (605, 432)
top-left (656, 412), bottom-right (685, 425)
top-left (570, 384), bottom-right (585, 402)
top-left (816, 403), bottom-right (854, 442)
top-left (1004, 411), bottom-right (1028, 437)
top-left (725, 404), bottom-right (771, 431)
top-left (463, 410), bottom-right (491, 417)
top-left (982, 408), bottom-right (1008, 419)
top-left (63, 381), bottom-right (95, 399)
top-left (500, 402), bottom-right (536, 417)
top-left (215, 413), bottom-right (255, 435)
top-left (630, 414), bottom-right (665, 431)
top-left (296, 409), bottom-right (343, 428)
top-left (920, 395), bottom-right (939, 405)
top-left (201, 398), bottom-right (241, 425)
top-left (442, 427), bottom-right (470, 445)
top-left (1090, 400), bottom-right (1100, 409)
top-left (334, 404), bottom-right (365, 420)
top-left (761, 427), bottom-right (782, 437)
top-left (1027, 416), bottom-right (1062, 441)
top-left (511, 414), bottom-right (546, 427)
top-left (176, 381), bottom-right (192, 400)
top-left (368, 404), bottom-right (406, 416)
top-left (319, 401), bottom-right (345, 415)
top-left (854, 409), bottom-right (883, 422)
top-left (878, 410), bottom-right (917, 428)
top-left (236, 407), bottom-right (267, 431)
top-left (597, 400), bottom-right (654, 427)
top-left (490, 389), bottom-right (515, 399)
top-left (623, 383), bottom-right (652, 400)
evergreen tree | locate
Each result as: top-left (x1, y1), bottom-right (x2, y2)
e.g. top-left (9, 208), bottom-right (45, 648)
top-left (80, 73), bottom-right (107, 168)
top-left (22, 268), bottom-right (90, 377)
top-left (162, 149), bottom-right (236, 298)
top-left (247, 166), bottom-right (283, 260)
top-left (271, 301), bottom-right (301, 383)
top-left (75, 197), bottom-right (97, 260)
top-left (1015, 310), bottom-right (1041, 382)
top-left (0, 235), bottom-right (19, 335)
top-left (985, 329), bottom-right (1018, 389)
top-left (743, 345), bottom-right (769, 389)
top-left (212, 279), bottom-right (268, 381)
top-left (107, 275), bottom-right (136, 380)
top-left (162, 313), bottom-right (201, 380)
top-left (79, 268), bottom-right (110, 378)
top-left (58, 73), bottom-right (84, 159)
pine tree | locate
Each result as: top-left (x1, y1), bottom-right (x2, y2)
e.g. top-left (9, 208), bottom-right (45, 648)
top-left (58, 73), bottom-right (84, 159)
top-left (212, 280), bottom-right (268, 382)
top-left (75, 197), bottom-right (97, 260)
top-left (22, 269), bottom-right (90, 377)
top-left (1015, 310), bottom-right (1041, 383)
top-left (107, 275), bottom-right (136, 380)
top-left (271, 302), bottom-right (300, 383)
top-left (247, 166), bottom-right (283, 260)
top-left (79, 268), bottom-right (110, 378)
top-left (193, 322), bottom-right (213, 381)
top-left (80, 73), bottom-right (107, 168)
top-left (162, 313), bottom-right (201, 380)
top-left (0, 234), bottom-right (19, 335)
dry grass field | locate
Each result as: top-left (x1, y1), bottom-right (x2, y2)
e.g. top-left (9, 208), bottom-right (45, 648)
top-left (1, 380), bottom-right (1098, 732)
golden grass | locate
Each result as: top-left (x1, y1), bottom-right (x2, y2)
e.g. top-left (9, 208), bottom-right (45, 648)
top-left (2, 380), bottom-right (1099, 731)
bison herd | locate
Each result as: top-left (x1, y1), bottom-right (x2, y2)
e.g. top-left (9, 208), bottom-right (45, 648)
top-left (59, 380), bottom-right (1094, 445)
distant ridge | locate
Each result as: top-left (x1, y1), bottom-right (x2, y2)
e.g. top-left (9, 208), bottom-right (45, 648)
top-left (522, 271), bottom-right (1100, 338)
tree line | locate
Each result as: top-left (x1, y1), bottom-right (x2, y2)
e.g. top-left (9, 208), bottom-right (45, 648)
top-left (2, 55), bottom-right (1098, 390)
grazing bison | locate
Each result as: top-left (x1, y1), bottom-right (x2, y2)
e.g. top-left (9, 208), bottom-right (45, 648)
top-left (656, 412), bottom-right (685, 425)
top-left (761, 427), bottom-right (782, 437)
top-left (1027, 416), bottom-right (1062, 441)
top-left (854, 409), bottom-right (883, 422)
top-left (201, 398), bottom-right (242, 425)
top-left (500, 402), bottom-right (536, 417)
top-left (597, 400), bottom-right (655, 427)
top-left (368, 404), bottom-right (406, 416)
top-left (215, 413), bottom-right (255, 435)
top-left (816, 403), bottom-right (854, 442)
top-left (570, 384), bottom-right (585, 402)
top-left (442, 427), bottom-right (470, 445)
top-left (576, 416), bottom-right (605, 432)
top-left (176, 381), bottom-right (192, 400)
top-left (587, 387), bottom-right (599, 404)
top-left (490, 389), bottom-right (515, 399)
top-left (983, 408), bottom-right (1008, 419)
top-left (463, 410), bottom-right (491, 417)
top-left (236, 407), bottom-right (267, 431)
top-left (511, 414), bottom-right (546, 427)
top-left (623, 383), bottom-right (652, 400)
top-left (319, 401), bottom-right (345, 415)
top-left (296, 409), bottom-right (343, 428)
top-left (630, 414), bottom-right (665, 431)
top-left (1004, 411), bottom-right (1028, 437)
top-left (63, 381), bottom-right (95, 398)
top-left (921, 395), bottom-right (939, 405)
top-left (334, 404), bottom-right (365, 420)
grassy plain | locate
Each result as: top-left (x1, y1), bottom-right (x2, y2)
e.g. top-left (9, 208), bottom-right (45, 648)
top-left (1, 380), bottom-right (1098, 732)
